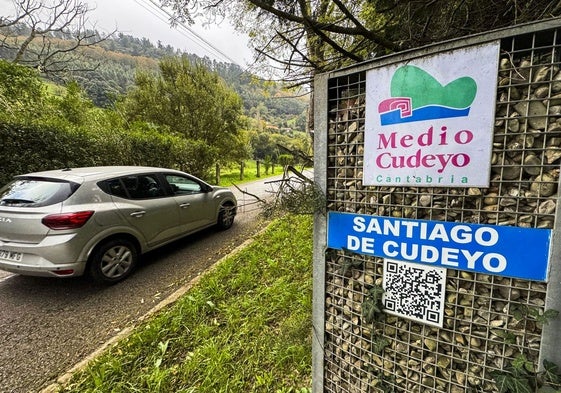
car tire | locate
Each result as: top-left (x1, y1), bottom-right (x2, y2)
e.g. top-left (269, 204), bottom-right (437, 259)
top-left (88, 239), bottom-right (138, 284)
top-left (217, 204), bottom-right (235, 230)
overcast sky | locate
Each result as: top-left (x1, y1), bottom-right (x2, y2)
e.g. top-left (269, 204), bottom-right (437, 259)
top-left (0, 0), bottom-right (254, 66)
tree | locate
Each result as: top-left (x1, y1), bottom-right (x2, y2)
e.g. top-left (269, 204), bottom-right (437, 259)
top-left (162, 0), bottom-right (561, 136)
top-left (163, 0), bottom-right (377, 85)
top-left (162, 0), bottom-right (561, 85)
top-left (250, 130), bottom-right (278, 161)
top-left (120, 56), bottom-right (249, 175)
top-left (52, 80), bottom-right (93, 125)
top-left (0, 0), bottom-right (113, 79)
top-left (0, 59), bottom-right (45, 122)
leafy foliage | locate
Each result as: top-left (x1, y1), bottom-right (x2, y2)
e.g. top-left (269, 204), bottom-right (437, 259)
top-left (0, 20), bottom-right (309, 128)
top-left (163, 0), bottom-right (561, 85)
top-left (339, 257), bottom-right (363, 277)
top-left (361, 285), bottom-right (385, 324)
top-left (370, 336), bottom-right (390, 355)
top-left (0, 120), bottom-right (205, 184)
top-left (511, 304), bottom-right (560, 326)
top-left (118, 56), bottom-right (248, 173)
top-left (543, 360), bottom-right (561, 386)
top-left (490, 357), bottom-right (561, 393)
top-left (0, 7), bottom-right (311, 179)
top-left (0, 60), bottom-right (45, 122)
top-left (492, 366), bottom-right (533, 393)
top-left (0, 61), bottom-right (223, 182)
top-left (491, 308), bottom-right (561, 393)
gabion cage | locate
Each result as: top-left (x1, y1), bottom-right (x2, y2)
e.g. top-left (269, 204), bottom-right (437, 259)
top-left (312, 19), bottom-right (561, 393)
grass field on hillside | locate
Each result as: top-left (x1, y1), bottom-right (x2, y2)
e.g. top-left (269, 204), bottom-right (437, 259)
top-left (217, 161), bottom-right (280, 186)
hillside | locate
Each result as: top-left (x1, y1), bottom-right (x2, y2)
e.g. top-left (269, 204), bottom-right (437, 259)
top-left (0, 28), bottom-right (309, 133)
top-left (92, 34), bottom-right (309, 132)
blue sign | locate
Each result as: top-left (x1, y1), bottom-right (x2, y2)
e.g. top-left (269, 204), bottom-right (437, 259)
top-left (327, 212), bottom-right (552, 281)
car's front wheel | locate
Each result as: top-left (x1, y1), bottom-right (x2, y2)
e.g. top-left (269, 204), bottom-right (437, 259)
top-left (88, 239), bottom-right (138, 284)
top-left (217, 204), bottom-right (236, 230)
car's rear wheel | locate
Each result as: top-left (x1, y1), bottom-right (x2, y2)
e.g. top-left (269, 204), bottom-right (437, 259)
top-left (217, 204), bottom-right (236, 230)
top-left (88, 239), bottom-right (138, 284)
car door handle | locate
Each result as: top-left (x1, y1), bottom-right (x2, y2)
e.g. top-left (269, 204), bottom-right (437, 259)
top-left (130, 211), bottom-right (146, 218)
top-left (179, 203), bottom-right (191, 208)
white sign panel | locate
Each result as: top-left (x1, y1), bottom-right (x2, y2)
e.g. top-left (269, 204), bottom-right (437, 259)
top-left (364, 42), bottom-right (500, 187)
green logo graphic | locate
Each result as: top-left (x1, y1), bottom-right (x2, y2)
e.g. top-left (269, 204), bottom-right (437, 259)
top-left (379, 65), bottom-right (478, 125)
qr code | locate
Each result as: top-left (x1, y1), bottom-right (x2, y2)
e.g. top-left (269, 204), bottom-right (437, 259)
top-left (382, 259), bottom-right (446, 327)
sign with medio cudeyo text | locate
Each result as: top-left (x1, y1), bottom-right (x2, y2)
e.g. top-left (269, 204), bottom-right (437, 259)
top-left (363, 42), bottom-right (500, 187)
top-left (327, 211), bottom-right (551, 281)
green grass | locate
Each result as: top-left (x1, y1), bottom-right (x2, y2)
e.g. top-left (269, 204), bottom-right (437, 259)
top-left (60, 214), bottom-right (313, 393)
top-left (217, 161), bottom-right (280, 186)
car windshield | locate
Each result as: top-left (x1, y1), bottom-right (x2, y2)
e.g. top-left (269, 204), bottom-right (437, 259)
top-left (0, 177), bottom-right (79, 207)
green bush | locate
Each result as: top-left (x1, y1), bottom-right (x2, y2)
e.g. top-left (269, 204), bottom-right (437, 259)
top-left (0, 123), bottom-right (94, 184)
top-left (278, 153), bottom-right (293, 167)
top-left (0, 61), bottom-right (46, 124)
top-left (0, 122), bottom-right (219, 185)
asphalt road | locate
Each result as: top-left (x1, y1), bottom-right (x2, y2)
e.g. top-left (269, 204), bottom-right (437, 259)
top-left (0, 173), bottom-right (291, 393)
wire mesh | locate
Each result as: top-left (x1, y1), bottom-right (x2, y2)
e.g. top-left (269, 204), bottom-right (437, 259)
top-left (322, 25), bottom-right (560, 393)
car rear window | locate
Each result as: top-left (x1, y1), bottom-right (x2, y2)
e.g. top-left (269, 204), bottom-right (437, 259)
top-left (0, 177), bottom-right (79, 207)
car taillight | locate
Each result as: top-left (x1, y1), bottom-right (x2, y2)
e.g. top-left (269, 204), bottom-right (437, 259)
top-left (42, 211), bottom-right (94, 230)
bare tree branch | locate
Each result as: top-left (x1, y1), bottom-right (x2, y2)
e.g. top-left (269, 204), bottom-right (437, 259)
top-left (162, 0), bottom-right (561, 109)
top-left (0, 0), bottom-right (115, 76)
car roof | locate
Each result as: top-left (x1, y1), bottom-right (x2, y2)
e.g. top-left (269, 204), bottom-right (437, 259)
top-left (15, 166), bottom-right (186, 183)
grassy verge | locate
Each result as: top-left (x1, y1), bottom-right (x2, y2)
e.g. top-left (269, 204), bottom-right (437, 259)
top-left (59, 214), bottom-right (313, 393)
top-left (218, 161), bottom-right (279, 186)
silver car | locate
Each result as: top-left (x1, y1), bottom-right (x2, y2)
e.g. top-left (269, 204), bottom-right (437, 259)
top-left (0, 166), bottom-right (237, 284)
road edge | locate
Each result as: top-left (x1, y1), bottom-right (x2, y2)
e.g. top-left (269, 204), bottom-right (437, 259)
top-left (40, 225), bottom-right (269, 393)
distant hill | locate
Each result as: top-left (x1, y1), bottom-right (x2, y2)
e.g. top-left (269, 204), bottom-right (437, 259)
top-left (0, 27), bottom-right (309, 132)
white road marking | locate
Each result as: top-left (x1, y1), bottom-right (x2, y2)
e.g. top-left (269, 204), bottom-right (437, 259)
top-left (0, 272), bottom-right (15, 282)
